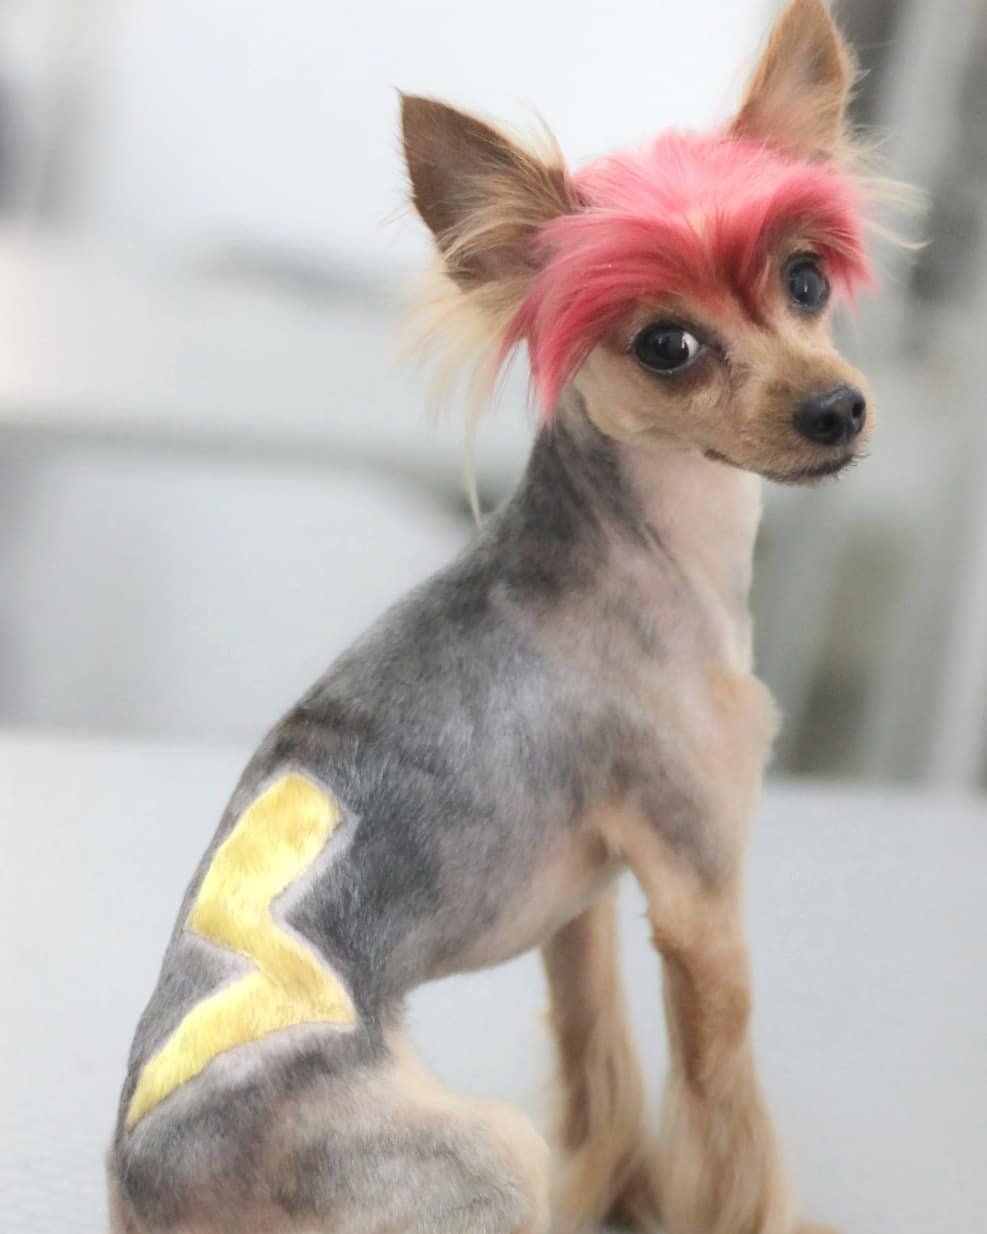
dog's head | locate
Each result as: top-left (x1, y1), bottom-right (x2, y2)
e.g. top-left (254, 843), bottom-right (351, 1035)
top-left (403, 0), bottom-right (876, 484)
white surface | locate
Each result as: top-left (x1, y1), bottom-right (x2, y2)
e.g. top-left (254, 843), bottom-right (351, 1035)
top-left (1, 733), bottom-right (984, 1233)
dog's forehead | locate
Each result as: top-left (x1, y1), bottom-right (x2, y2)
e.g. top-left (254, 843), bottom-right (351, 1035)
top-left (576, 130), bottom-right (792, 210)
top-left (574, 129), bottom-right (862, 256)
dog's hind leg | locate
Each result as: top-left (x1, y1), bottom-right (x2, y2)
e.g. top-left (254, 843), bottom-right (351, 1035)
top-left (541, 893), bottom-right (660, 1234)
top-left (267, 1029), bottom-right (551, 1234)
top-left (106, 1163), bottom-right (140, 1234)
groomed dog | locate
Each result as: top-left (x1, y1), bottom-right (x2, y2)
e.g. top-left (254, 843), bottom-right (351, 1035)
top-left (109, 2), bottom-right (882, 1231)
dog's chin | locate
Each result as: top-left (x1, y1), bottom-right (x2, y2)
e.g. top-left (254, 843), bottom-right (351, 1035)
top-left (760, 452), bottom-right (859, 486)
top-left (704, 448), bottom-right (860, 486)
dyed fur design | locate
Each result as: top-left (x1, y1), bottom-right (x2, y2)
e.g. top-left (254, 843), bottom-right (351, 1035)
top-left (109, 3), bottom-right (878, 1232)
top-left (509, 131), bottom-right (871, 411)
top-left (126, 775), bottom-right (356, 1128)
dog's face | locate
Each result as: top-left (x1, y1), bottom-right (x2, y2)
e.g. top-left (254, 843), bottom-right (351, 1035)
top-left (574, 246), bottom-right (873, 485)
top-left (403, 0), bottom-right (873, 486)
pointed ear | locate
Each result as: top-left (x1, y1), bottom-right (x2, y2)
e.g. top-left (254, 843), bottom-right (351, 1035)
top-left (731, 0), bottom-right (857, 163)
top-left (400, 94), bottom-right (571, 286)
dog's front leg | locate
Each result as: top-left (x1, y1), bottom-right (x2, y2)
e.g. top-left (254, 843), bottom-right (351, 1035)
top-left (655, 885), bottom-right (793, 1234)
top-left (541, 892), bottom-right (660, 1234)
top-left (608, 810), bottom-right (832, 1234)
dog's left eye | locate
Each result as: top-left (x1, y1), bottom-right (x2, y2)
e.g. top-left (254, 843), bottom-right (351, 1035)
top-left (632, 323), bottom-right (702, 374)
top-left (786, 256), bottom-right (830, 312)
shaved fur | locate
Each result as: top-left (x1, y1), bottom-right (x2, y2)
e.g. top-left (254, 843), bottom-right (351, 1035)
top-left (110, 5), bottom-right (883, 1233)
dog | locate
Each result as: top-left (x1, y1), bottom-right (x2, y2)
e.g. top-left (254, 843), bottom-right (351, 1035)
top-left (109, 2), bottom-right (880, 1231)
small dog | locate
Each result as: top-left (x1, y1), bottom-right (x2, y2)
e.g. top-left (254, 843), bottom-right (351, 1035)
top-left (109, 2), bottom-right (879, 1231)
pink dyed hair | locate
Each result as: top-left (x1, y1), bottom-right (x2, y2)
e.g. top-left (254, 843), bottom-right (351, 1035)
top-left (502, 130), bottom-right (872, 414)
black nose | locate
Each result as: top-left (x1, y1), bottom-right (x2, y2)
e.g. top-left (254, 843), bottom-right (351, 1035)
top-left (793, 385), bottom-right (867, 447)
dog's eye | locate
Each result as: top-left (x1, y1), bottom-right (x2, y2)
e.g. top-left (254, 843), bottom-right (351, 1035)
top-left (786, 256), bottom-right (830, 312)
top-left (632, 323), bottom-right (701, 374)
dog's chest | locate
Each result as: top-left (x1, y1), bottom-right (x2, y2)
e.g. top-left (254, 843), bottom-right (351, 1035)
top-left (609, 568), bottom-right (779, 827)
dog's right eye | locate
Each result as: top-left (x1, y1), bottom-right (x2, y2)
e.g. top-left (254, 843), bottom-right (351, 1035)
top-left (786, 255), bottom-right (830, 312)
top-left (632, 323), bottom-right (701, 375)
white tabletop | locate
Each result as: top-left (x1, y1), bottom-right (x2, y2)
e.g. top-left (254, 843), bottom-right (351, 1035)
top-left (1, 732), bottom-right (984, 1234)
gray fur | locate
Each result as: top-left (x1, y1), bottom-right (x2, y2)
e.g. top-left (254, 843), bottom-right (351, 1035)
top-left (111, 393), bottom-right (730, 1230)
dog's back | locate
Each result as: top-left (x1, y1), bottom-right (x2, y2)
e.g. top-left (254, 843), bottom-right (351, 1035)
top-left (109, 433), bottom-right (631, 1231)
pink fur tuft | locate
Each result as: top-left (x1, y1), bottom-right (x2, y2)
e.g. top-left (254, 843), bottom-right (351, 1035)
top-left (503, 131), bottom-right (872, 414)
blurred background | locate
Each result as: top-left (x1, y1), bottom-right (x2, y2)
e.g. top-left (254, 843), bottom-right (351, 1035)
top-left (0, 0), bottom-right (983, 789)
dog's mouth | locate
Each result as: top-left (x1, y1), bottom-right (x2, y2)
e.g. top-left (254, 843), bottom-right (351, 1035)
top-left (705, 449), bottom-right (859, 486)
top-left (759, 452), bottom-right (859, 485)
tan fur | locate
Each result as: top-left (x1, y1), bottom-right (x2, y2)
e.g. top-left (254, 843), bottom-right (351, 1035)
top-left (108, 1177), bottom-right (298, 1234)
top-left (733, 2), bottom-right (921, 254)
top-left (541, 894), bottom-right (659, 1234)
top-left (108, 1169), bottom-right (304, 1234)
top-left (400, 98), bottom-right (573, 511)
top-left (730, 1), bottom-right (922, 247)
top-left (454, 830), bottom-right (616, 974)
top-left (111, 1031), bottom-right (551, 1234)
top-left (400, 90), bottom-right (571, 383)
top-left (573, 281), bottom-right (875, 485)
top-left (368, 1031), bottom-right (552, 1234)
top-left (400, 97), bottom-right (572, 504)
top-left (732, 0), bottom-right (857, 165)
top-left (599, 811), bottom-right (796, 1234)
top-left (401, 95), bottom-right (570, 286)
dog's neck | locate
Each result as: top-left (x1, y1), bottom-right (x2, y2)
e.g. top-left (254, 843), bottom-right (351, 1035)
top-left (619, 428), bottom-right (762, 641)
top-left (522, 392), bottom-right (762, 669)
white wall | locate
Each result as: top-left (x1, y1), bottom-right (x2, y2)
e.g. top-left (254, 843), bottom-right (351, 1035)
top-left (0, 438), bottom-right (469, 741)
top-left (68, 0), bottom-right (767, 267)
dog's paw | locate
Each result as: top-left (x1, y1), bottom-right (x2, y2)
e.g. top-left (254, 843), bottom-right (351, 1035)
top-left (603, 1156), bottom-right (662, 1234)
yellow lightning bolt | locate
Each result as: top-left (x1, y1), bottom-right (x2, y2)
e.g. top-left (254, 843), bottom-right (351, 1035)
top-left (127, 773), bottom-right (356, 1126)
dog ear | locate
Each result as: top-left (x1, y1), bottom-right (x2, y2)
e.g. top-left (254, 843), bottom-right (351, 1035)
top-left (401, 94), bottom-right (571, 286)
top-left (731, 0), bottom-right (857, 163)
